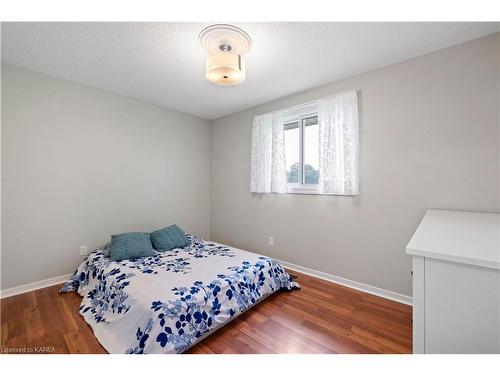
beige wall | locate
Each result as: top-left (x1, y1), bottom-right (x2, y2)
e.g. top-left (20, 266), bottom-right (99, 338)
top-left (498, 33), bottom-right (500, 213)
top-left (209, 33), bottom-right (500, 296)
top-left (1, 64), bottom-right (210, 289)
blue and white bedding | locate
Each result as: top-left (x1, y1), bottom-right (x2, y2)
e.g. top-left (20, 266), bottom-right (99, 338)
top-left (61, 235), bottom-right (299, 354)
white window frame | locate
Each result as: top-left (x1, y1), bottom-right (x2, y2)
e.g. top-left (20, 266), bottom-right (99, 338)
top-left (284, 103), bottom-right (320, 195)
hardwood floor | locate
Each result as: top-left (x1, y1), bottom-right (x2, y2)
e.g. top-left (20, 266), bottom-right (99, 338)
top-left (0, 271), bottom-right (412, 354)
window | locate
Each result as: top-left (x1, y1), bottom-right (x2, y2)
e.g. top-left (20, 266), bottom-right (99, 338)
top-left (284, 107), bottom-right (319, 194)
top-left (251, 90), bottom-right (358, 196)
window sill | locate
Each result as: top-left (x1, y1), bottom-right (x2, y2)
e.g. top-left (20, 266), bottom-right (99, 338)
top-left (286, 186), bottom-right (357, 196)
top-left (287, 186), bottom-right (320, 195)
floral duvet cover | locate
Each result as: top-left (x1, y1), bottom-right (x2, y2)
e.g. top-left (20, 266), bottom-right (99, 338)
top-left (61, 236), bottom-right (299, 354)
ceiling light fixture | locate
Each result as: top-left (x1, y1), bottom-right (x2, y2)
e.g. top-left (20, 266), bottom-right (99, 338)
top-left (199, 24), bottom-right (252, 86)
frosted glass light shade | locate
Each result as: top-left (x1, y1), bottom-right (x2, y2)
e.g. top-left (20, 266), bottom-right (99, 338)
top-left (205, 53), bottom-right (245, 85)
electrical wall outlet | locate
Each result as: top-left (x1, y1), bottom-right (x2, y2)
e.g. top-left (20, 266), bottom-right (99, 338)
top-left (268, 237), bottom-right (274, 246)
top-left (80, 245), bottom-right (88, 256)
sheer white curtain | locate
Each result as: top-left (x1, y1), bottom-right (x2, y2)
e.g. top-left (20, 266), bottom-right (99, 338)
top-left (250, 110), bottom-right (287, 193)
top-left (318, 90), bottom-right (359, 195)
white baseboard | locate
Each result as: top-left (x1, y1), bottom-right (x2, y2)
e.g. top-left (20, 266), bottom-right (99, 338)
top-left (0, 273), bottom-right (72, 299)
top-left (0, 262), bottom-right (412, 306)
top-left (278, 260), bottom-right (413, 306)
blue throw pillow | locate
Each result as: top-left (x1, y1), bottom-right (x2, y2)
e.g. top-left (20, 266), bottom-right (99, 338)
top-left (150, 224), bottom-right (190, 252)
top-left (110, 232), bottom-right (155, 261)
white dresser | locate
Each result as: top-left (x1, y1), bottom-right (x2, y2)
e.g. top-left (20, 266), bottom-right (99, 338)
top-left (406, 209), bottom-right (500, 354)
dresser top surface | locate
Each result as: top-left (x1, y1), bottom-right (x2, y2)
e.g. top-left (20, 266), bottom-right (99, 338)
top-left (406, 209), bottom-right (500, 270)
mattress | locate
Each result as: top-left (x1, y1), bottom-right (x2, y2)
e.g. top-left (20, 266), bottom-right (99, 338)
top-left (60, 235), bottom-right (299, 354)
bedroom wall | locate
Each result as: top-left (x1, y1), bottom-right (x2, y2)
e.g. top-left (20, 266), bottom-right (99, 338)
top-left (1, 64), bottom-right (210, 290)
top-left (209, 33), bottom-right (500, 297)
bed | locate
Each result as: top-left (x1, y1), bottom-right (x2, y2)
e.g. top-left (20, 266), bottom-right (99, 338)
top-left (60, 235), bottom-right (299, 354)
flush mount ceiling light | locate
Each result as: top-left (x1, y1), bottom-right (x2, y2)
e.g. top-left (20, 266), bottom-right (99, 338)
top-left (199, 24), bottom-right (252, 86)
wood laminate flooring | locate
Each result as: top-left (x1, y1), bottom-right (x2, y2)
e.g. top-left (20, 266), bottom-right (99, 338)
top-left (0, 271), bottom-right (412, 354)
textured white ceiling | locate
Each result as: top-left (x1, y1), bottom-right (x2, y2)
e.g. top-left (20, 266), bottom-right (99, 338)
top-left (2, 22), bottom-right (499, 119)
